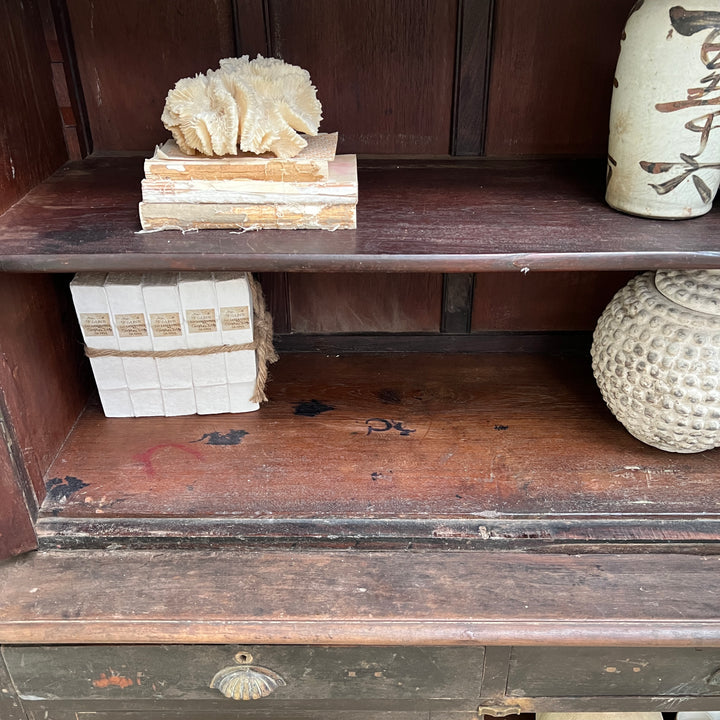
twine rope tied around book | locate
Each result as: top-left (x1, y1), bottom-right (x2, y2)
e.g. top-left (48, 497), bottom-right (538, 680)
top-left (84, 275), bottom-right (279, 404)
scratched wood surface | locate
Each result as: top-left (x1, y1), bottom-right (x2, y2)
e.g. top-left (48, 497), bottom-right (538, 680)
top-left (1, 156), bottom-right (720, 273)
top-left (1, 548), bottom-right (720, 645)
top-left (3, 645), bottom-right (483, 705)
top-left (38, 353), bottom-right (720, 538)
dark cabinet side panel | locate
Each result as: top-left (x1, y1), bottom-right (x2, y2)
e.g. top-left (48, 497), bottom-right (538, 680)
top-left (0, 0), bottom-right (68, 214)
top-left (0, 275), bottom-right (90, 503)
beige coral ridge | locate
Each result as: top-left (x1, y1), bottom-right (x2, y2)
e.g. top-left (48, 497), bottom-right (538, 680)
top-left (161, 55), bottom-right (323, 159)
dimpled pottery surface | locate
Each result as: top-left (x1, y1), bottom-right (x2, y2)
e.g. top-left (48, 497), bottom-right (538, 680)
top-left (591, 270), bottom-right (720, 452)
top-left (606, 2), bottom-right (720, 219)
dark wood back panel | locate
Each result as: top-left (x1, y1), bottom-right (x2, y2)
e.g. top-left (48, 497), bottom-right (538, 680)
top-left (65, 0), bottom-right (236, 151)
top-left (0, 0), bottom-right (67, 215)
top-left (266, 0), bottom-right (458, 155)
top-left (485, 0), bottom-right (630, 157)
top-left (288, 273), bottom-right (443, 333)
top-left (471, 271), bottom-right (637, 331)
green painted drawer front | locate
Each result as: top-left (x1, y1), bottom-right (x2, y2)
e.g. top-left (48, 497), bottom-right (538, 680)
top-left (507, 647), bottom-right (720, 697)
top-left (4, 645), bottom-right (484, 704)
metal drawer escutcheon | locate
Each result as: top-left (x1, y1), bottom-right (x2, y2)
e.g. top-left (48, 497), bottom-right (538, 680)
top-left (210, 652), bottom-right (286, 701)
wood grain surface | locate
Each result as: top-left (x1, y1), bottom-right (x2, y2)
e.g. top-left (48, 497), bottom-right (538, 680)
top-left (485, 0), bottom-right (630, 157)
top-left (0, 275), bottom-right (90, 501)
top-left (0, 0), bottom-right (67, 215)
top-left (37, 353), bottom-right (720, 547)
top-left (1, 156), bottom-right (719, 272)
top-left (65, 0), bottom-right (235, 151)
top-left (471, 271), bottom-right (637, 331)
top-left (1, 548), bottom-right (720, 645)
top-left (288, 273), bottom-right (442, 333)
top-left (266, 0), bottom-right (458, 155)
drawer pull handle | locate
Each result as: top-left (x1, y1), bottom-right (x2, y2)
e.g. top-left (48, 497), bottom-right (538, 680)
top-left (210, 652), bottom-right (286, 701)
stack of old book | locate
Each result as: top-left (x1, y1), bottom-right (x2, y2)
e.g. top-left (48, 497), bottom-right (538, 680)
top-left (138, 132), bottom-right (357, 231)
top-left (70, 271), bottom-right (276, 417)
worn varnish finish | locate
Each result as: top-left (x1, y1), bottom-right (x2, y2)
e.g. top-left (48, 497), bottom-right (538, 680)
top-left (0, 275), bottom-right (89, 500)
top-left (4, 645), bottom-right (483, 705)
top-left (288, 273), bottom-right (443, 333)
top-left (453, 0), bottom-right (494, 155)
top-left (506, 647), bottom-right (720, 698)
top-left (485, 0), bottom-right (630, 157)
top-left (0, 421), bottom-right (37, 561)
top-left (0, 651), bottom-right (24, 720)
top-left (1, 157), bottom-right (719, 272)
top-left (0, 0), bottom-right (67, 215)
top-left (267, 0), bottom-right (458, 155)
top-left (1, 548), bottom-right (720, 645)
top-left (65, 0), bottom-right (235, 151)
top-left (471, 272), bottom-right (637, 331)
top-left (35, 353), bottom-right (720, 547)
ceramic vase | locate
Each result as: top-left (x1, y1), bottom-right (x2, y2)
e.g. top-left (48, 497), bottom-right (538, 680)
top-left (591, 269), bottom-right (720, 453)
top-left (606, 2), bottom-right (720, 218)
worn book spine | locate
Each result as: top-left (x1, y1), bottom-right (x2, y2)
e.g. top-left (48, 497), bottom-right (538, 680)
top-left (141, 154), bottom-right (358, 205)
top-left (138, 202), bottom-right (356, 231)
top-left (177, 273), bottom-right (230, 415)
top-left (141, 273), bottom-right (196, 416)
top-left (143, 133), bottom-right (337, 183)
top-left (69, 273), bottom-right (133, 417)
top-left (144, 156), bottom-right (330, 183)
top-left (214, 272), bottom-right (259, 413)
top-left (104, 272), bottom-right (164, 417)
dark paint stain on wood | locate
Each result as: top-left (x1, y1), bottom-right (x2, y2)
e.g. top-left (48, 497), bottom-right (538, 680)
top-left (193, 430), bottom-right (248, 446)
top-left (45, 476), bottom-right (89, 501)
top-left (378, 388), bottom-right (402, 404)
top-left (366, 419), bottom-right (416, 436)
top-left (294, 399), bottom-right (335, 417)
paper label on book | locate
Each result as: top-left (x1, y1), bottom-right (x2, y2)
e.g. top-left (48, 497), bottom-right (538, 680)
top-left (115, 313), bottom-right (149, 337)
top-left (186, 308), bottom-right (217, 333)
top-left (79, 313), bottom-right (113, 337)
top-left (150, 312), bottom-right (182, 337)
top-left (220, 306), bottom-right (251, 331)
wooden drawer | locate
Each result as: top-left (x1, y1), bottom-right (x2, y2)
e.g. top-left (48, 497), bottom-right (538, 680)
top-left (3, 645), bottom-right (484, 711)
top-left (507, 647), bottom-right (720, 698)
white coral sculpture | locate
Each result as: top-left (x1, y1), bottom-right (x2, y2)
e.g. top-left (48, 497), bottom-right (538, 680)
top-left (161, 55), bottom-right (323, 159)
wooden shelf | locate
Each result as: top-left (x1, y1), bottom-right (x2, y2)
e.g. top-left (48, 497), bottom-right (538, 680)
top-left (1, 546), bottom-right (720, 646)
top-left (1, 155), bottom-right (719, 273)
top-left (37, 352), bottom-right (720, 549)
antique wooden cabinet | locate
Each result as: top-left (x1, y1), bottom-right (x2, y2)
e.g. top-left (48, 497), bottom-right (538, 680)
top-left (1, 1), bottom-right (720, 718)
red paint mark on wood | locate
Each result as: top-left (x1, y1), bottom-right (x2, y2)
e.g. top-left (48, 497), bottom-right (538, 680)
top-left (92, 672), bottom-right (134, 689)
top-left (134, 443), bottom-right (203, 477)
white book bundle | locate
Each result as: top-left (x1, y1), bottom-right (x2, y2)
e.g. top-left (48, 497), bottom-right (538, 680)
top-left (70, 272), bottom-right (277, 417)
top-left (138, 132), bottom-right (358, 231)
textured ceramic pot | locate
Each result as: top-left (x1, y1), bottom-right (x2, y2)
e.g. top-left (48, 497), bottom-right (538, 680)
top-left (591, 269), bottom-right (720, 452)
top-left (606, 2), bottom-right (720, 218)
